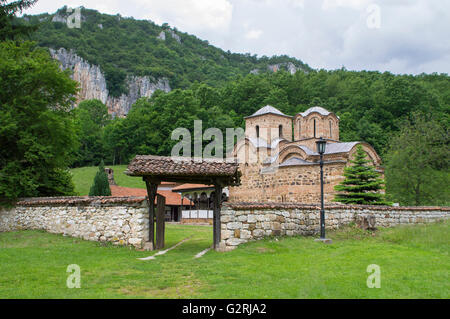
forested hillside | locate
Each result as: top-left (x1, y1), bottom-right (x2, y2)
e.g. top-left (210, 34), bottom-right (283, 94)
top-left (17, 8), bottom-right (449, 165)
top-left (97, 70), bottom-right (449, 165)
top-left (19, 7), bottom-right (311, 97)
top-left (3, 4), bottom-right (448, 205)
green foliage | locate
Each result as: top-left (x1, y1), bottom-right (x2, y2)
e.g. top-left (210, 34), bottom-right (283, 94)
top-left (17, 7), bottom-right (448, 175)
top-left (0, 41), bottom-right (79, 203)
top-left (334, 145), bottom-right (389, 205)
top-left (22, 7), bottom-right (311, 97)
top-left (72, 99), bottom-right (110, 167)
top-left (97, 69), bottom-right (449, 166)
top-left (385, 113), bottom-right (450, 206)
top-left (88, 160), bottom-right (111, 196)
top-left (71, 165), bottom-right (144, 196)
top-left (0, 0), bottom-right (38, 41)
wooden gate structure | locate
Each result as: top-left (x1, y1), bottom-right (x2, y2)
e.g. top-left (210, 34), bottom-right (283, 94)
top-left (125, 155), bottom-right (241, 250)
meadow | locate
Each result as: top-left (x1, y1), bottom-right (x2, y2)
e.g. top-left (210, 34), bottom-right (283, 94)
top-left (0, 221), bottom-right (448, 299)
top-left (71, 165), bottom-right (145, 196)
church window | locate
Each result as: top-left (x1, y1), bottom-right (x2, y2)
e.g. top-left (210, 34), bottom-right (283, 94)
top-left (256, 125), bottom-right (260, 138)
top-left (313, 119), bottom-right (317, 138)
top-left (329, 120), bottom-right (332, 138)
top-left (279, 125), bottom-right (283, 138)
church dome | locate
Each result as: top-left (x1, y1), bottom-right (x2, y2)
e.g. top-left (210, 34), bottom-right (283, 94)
top-left (245, 105), bottom-right (292, 119)
top-left (298, 106), bottom-right (340, 119)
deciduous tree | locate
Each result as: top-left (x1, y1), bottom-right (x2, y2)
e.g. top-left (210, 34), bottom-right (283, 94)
top-left (0, 41), bottom-right (79, 203)
top-left (385, 113), bottom-right (449, 206)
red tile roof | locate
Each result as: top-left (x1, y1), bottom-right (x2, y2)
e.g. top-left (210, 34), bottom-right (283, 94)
top-left (172, 183), bottom-right (214, 192)
top-left (110, 186), bottom-right (192, 206)
top-left (125, 155), bottom-right (239, 177)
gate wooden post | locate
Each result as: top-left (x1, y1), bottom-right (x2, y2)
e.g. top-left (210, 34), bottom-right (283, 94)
top-left (144, 178), bottom-right (159, 251)
top-left (213, 184), bottom-right (223, 250)
top-left (155, 194), bottom-right (166, 250)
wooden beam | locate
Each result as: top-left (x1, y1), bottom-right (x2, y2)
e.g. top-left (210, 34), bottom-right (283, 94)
top-left (135, 175), bottom-right (237, 185)
top-left (213, 183), bottom-right (223, 250)
top-left (155, 194), bottom-right (166, 250)
top-left (144, 177), bottom-right (160, 251)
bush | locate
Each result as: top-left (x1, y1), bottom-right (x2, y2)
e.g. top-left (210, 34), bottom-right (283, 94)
top-left (88, 160), bottom-right (111, 196)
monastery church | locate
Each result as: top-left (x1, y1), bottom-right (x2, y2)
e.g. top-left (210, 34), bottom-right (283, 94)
top-left (229, 105), bottom-right (383, 204)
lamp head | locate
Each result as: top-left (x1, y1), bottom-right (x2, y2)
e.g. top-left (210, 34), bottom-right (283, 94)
top-left (316, 137), bottom-right (327, 155)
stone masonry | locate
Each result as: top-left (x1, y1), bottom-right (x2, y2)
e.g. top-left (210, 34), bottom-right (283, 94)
top-left (1, 197), bottom-right (448, 252)
top-left (219, 203), bottom-right (449, 251)
top-left (229, 105), bottom-right (384, 205)
top-left (0, 197), bottom-right (149, 248)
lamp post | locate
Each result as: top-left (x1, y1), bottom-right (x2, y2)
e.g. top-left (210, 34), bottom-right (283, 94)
top-left (315, 137), bottom-right (332, 244)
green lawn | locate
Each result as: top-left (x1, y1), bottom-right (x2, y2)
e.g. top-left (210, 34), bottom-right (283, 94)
top-left (0, 221), bottom-right (448, 299)
top-left (71, 165), bottom-right (146, 196)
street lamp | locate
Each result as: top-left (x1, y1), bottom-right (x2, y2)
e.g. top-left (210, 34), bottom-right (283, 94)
top-left (315, 137), bottom-right (332, 244)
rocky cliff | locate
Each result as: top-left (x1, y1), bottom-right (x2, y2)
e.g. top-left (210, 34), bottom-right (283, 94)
top-left (250, 62), bottom-right (306, 75)
top-left (50, 48), bottom-right (171, 117)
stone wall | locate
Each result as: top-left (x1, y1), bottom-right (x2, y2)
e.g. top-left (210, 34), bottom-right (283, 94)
top-left (294, 112), bottom-right (340, 141)
top-left (2, 197), bottom-right (448, 252)
top-left (245, 113), bottom-right (293, 143)
top-left (0, 197), bottom-right (149, 248)
top-left (219, 202), bottom-right (449, 250)
top-left (229, 162), bottom-right (346, 204)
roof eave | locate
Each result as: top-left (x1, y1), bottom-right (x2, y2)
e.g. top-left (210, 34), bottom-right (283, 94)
top-left (244, 112), bottom-right (293, 120)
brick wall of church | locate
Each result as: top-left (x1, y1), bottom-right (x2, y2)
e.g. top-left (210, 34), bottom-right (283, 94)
top-left (294, 114), bottom-right (340, 141)
top-left (246, 114), bottom-right (293, 142)
top-left (229, 162), bottom-right (346, 204)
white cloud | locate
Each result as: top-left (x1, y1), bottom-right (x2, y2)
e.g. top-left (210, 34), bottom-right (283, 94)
top-left (136, 0), bottom-right (233, 33)
top-left (245, 29), bottom-right (263, 40)
top-left (21, 0), bottom-right (450, 74)
top-left (322, 0), bottom-right (371, 10)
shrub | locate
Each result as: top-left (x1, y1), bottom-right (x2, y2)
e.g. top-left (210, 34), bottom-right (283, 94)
top-left (88, 160), bottom-right (111, 196)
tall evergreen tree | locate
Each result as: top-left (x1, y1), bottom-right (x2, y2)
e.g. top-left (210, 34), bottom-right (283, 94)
top-left (333, 145), bottom-right (388, 205)
top-left (88, 160), bottom-right (111, 196)
top-left (0, 0), bottom-right (38, 41)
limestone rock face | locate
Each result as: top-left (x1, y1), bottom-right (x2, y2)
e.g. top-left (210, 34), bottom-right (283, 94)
top-left (156, 29), bottom-right (181, 43)
top-left (250, 62), bottom-right (305, 76)
top-left (157, 31), bottom-right (166, 40)
top-left (268, 62), bottom-right (300, 74)
top-left (50, 48), bottom-right (171, 117)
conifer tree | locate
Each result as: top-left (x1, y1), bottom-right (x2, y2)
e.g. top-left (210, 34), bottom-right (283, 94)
top-left (0, 0), bottom-right (38, 41)
top-left (333, 145), bottom-right (388, 205)
top-left (89, 160), bottom-right (111, 196)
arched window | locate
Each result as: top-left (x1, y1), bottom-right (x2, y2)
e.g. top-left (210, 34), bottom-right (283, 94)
top-left (298, 120), bottom-right (301, 139)
top-left (256, 125), bottom-right (260, 138)
top-left (329, 120), bottom-right (333, 138)
top-left (313, 119), bottom-right (317, 138)
top-left (279, 125), bottom-right (283, 138)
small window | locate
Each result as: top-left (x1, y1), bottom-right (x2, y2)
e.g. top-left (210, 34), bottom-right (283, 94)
top-left (298, 121), bottom-right (301, 139)
top-left (256, 125), bottom-right (260, 138)
top-left (313, 119), bottom-right (317, 138)
top-left (329, 120), bottom-right (332, 138)
top-left (279, 125), bottom-right (283, 138)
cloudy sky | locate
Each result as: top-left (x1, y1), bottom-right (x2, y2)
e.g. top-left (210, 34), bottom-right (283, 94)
top-left (23, 0), bottom-right (449, 74)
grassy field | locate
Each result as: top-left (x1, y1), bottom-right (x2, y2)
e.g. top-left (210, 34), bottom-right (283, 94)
top-left (71, 165), bottom-right (146, 196)
top-left (0, 221), bottom-right (448, 299)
